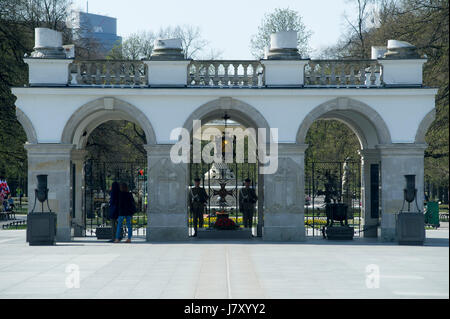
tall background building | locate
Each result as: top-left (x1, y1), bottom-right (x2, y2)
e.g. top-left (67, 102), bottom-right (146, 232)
top-left (68, 10), bottom-right (122, 58)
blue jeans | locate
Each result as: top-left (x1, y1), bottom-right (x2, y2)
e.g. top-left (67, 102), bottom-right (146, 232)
top-left (116, 216), bottom-right (132, 239)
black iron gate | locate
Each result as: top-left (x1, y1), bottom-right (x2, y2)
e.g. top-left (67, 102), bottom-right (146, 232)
top-left (83, 159), bottom-right (147, 237)
top-left (305, 161), bottom-right (362, 237)
top-left (189, 162), bottom-right (258, 235)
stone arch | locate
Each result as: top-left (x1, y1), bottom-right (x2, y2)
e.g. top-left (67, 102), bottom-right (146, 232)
top-left (296, 97), bottom-right (392, 148)
top-left (16, 108), bottom-right (38, 144)
top-left (182, 97), bottom-right (272, 142)
top-left (61, 97), bottom-right (157, 148)
top-left (415, 108), bottom-right (436, 143)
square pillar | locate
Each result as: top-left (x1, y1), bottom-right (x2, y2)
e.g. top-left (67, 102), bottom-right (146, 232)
top-left (376, 144), bottom-right (427, 241)
top-left (260, 60), bottom-right (309, 87)
top-left (144, 60), bottom-right (191, 87)
top-left (263, 143), bottom-right (307, 241)
top-left (144, 144), bottom-right (188, 241)
top-left (71, 149), bottom-right (87, 237)
top-left (25, 144), bottom-right (75, 242)
top-left (359, 149), bottom-right (381, 238)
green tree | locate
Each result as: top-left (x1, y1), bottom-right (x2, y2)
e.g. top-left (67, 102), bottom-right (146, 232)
top-left (86, 121), bottom-right (147, 163)
top-left (305, 120), bottom-right (361, 164)
top-left (108, 31), bottom-right (156, 60)
top-left (0, 0), bottom-right (72, 180)
top-left (250, 8), bottom-right (312, 59)
top-left (327, 0), bottom-right (449, 190)
top-left (107, 25), bottom-right (221, 60)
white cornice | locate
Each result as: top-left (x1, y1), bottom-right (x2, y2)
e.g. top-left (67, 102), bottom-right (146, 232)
top-left (11, 87), bottom-right (439, 97)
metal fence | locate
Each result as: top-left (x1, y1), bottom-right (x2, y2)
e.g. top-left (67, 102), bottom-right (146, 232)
top-left (83, 159), bottom-right (147, 238)
top-left (188, 162), bottom-right (258, 235)
top-left (305, 161), bottom-right (362, 237)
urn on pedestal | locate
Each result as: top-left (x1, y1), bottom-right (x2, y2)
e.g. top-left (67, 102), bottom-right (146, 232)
top-left (26, 174), bottom-right (57, 245)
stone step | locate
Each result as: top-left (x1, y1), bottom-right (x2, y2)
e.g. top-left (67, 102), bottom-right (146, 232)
top-left (196, 229), bottom-right (253, 239)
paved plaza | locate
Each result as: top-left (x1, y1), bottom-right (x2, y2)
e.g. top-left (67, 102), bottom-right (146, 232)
top-left (0, 228), bottom-right (448, 299)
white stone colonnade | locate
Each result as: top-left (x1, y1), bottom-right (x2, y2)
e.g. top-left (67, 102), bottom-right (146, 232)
top-left (12, 29), bottom-right (438, 243)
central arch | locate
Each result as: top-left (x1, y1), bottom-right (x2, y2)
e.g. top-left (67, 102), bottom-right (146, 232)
top-left (183, 97), bottom-right (270, 238)
top-left (183, 97), bottom-right (272, 139)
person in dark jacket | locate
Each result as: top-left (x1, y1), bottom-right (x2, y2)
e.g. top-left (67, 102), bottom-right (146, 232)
top-left (239, 178), bottom-right (258, 228)
top-left (109, 182), bottom-right (120, 242)
top-left (114, 183), bottom-right (136, 243)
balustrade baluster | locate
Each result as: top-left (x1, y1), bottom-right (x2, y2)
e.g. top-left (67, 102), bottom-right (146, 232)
top-left (105, 62), bottom-right (111, 85)
top-left (213, 62), bottom-right (220, 86)
top-left (350, 65), bottom-right (357, 86)
top-left (251, 63), bottom-right (259, 86)
top-left (203, 63), bottom-right (210, 86)
top-left (76, 63), bottom-right (83, 84)
top-left (95, 62), bottom-right (101, 84)
top-left (188, 63), bottom-right (194, 85)
top-left (124, 62), bottom-right (131, 85)
top-left (315, 63), bottom-right (321, 85)
top-left (369, 63), bottom-right (376, 86)
top-left (330, 63), bottom-right (336, 85)
top-left (223, 63), bottom-right (230, 86)
top-left (232, 63), bottom-right (239, 86)
top-left (339, 63), bottom-right (346, 86)
top-left (359, 63), bottom-right (366, 86)
top-left (242, 63), bottom-right (249, 87)
top-left (114, 62), bottom-right (119, 85)
top-left (88, 63), bottom-right (95, 84)
top-left (191, 62), bottom-right (198, 85)
top-left (320, 63), bottom-right (326, 85)
top-left (305, 63), bottom-right (312, 85)
top-left (133, 62), bottom-right (140, 85)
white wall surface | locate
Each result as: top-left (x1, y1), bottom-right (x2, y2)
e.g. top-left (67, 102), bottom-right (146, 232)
top-left (12, 87), bottom-right (437, 145)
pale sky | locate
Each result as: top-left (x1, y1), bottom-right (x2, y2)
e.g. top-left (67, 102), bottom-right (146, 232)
top-left (72, 0), bottom-right (358, 59)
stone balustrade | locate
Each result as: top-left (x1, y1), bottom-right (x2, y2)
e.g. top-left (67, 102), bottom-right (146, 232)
top-left (187, 60), bottom-right (265, 87)
top-left (65, 59), bottom-right (384, 88)
top-left (304, 60), bottom-right (383, 87)
top-left (69, 60), bottom-right (148, 86)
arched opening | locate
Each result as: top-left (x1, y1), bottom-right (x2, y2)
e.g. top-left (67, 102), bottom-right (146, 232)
top-left (298, 98), bottom-right (391, 239)
top-left (304, 119), bottom-right (363, 237)
top-left (61, 98), bottom-right (155, 240)
top-left (81, 120), bottom-right (148, 239)
top-left (183, 98), bottom-right (269, 238)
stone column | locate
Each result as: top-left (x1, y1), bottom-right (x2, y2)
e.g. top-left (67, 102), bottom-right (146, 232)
top-left (263, 143), bottom-right (307, 241)
top-left (360, 149), bottom-right (381, 238)
top-left (71, 149), bottom-right (87, 237)
top-left (144, 144), bottom-right (188, 241)
top-left (376, 144), bottom-right (427, 241)
top-left (25, 143), bottom-right (75, 242)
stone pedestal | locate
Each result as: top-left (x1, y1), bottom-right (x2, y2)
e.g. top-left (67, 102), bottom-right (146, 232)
top-left (325, 226), bottom-right (354, 240)
top-left (376, 144), bottom-right (427, 242)
top-left (25, 144), bottom-right (74, 242)
top-left (263, 144), bottom-right (306, 241)
top-left (260, 60), bottom-right (309, 87)
top-left (145, 60), bottom-right (191, 87)
top-left (397, 212), bottom-right (425, 245)
top-left (144, 144), bottom-right (188, 241)
top-left (26, 212), bottom-right (57, 245)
